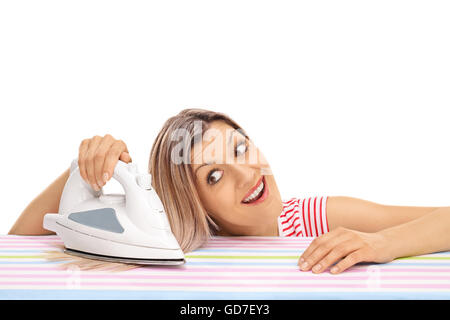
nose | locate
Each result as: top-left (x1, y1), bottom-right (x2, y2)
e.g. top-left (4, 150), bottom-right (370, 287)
top-left (233, 164), bottom-right (257, 191)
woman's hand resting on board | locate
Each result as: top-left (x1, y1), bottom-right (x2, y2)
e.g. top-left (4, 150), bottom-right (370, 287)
top-left (298, 226), bottom-right (395, 274)
top-left (78, 134), bottom-right (132, 191)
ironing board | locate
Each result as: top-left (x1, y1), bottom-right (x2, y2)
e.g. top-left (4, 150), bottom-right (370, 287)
top-left (0, 235), bottom-right (449, 300)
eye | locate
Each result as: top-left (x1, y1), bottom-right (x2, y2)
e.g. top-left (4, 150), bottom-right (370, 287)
top-left (207, 169), bottom-right (223, 185)
top-left (235, 140), bottom-right (248, 157)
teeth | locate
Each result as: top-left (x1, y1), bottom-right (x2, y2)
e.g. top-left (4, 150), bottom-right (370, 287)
top-left (243, 179), bottom-right (264, 203)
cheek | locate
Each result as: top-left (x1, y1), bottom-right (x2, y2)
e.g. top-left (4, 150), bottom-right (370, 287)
top-left (199, 183), bottom-right (239, 218)
top-left (266, 174), bottom-right (281, 198)
top-left (207, 186), bottom-right (235, 208)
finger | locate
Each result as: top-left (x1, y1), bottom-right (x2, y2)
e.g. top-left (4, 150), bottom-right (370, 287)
top-left (85, 135), bottom-right (103, 191)
top-left (298, 227), bottom-right (346, 268)
top-left (119, 151), bottom-right (132, 163)
top-left (93, 134), bottom-right (115, 187)
top-left (103, 140), bottom-right (129, 183)
top-left (299, 227), bottom-right (346, 263)
top-left (311, 239), bottom-right (362, 274)
top-left (299, 234), bottom-right (333, 264)
top-left (78, 139), bottom-right (90, 184)
top-left (299, 231), bottom-right (352, 271)
top-left (330, 249), bottom-right (367, 274)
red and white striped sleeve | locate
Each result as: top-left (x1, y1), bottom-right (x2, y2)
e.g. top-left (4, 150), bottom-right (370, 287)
top-left (299, 196), bottom-right (329, 237)
top-left (278, 196), bottom-right (330, 237)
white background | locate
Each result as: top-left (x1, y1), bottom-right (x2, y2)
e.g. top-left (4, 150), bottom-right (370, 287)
top-left (1, 1), bottom-right (449, 234)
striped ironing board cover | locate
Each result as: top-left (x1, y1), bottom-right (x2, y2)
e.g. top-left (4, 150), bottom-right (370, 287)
top-left (0, 235), bottom-right (450, 300)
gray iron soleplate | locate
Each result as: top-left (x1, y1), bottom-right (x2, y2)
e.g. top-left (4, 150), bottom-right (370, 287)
top-left (64, 248), bottom-right (186, 266)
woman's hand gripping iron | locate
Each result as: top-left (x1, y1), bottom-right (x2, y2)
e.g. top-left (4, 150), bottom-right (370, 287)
top-left (43, 158), bottom-right (186, 265)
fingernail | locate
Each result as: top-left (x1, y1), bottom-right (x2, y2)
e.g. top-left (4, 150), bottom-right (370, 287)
top-left (312, 264), bottom-right (322, 273)
top-left (300, 262), bottom-right (308, 270)
top-left (299, 257), bottom-right (304, 263)
top-left (103, 172), bottom-right (109, 183)
top-left (93, 184), bottom-right (100, 191)
top-left (330, 266), bottom-right (339, 274)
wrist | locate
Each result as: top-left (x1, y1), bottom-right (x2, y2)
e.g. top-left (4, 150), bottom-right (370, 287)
top-left (377, 227), bottom-right (404, 261)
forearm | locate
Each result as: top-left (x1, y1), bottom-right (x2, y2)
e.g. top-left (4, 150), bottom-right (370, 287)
top-left (9, 168), bottom-right (70, 235)
top-left (326, 196), bottom-right (440, 233)
top-left (379, 207), bottom-right (450, 259)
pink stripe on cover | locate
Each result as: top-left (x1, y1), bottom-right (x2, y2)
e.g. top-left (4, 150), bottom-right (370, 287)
top-left (0, 233), bottom-right (449, 298)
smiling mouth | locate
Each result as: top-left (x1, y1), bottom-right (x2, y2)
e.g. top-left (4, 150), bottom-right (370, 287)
top-left (241, 176), bottom-right (266, 204)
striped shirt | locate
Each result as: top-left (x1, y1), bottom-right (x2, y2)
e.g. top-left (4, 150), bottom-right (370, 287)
top-left (277, 196), bottom-right (329, 237)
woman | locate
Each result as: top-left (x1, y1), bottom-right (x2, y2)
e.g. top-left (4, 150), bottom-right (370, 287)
top-left (9, 108), bottom-right (450, 274)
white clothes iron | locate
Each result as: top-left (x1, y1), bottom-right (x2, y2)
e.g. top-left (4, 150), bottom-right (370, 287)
top-left (43, 158), bottom-right (185, 265)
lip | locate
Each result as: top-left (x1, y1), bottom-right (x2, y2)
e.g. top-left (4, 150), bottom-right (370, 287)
top-left (241, 176), bottom-right (269, 206)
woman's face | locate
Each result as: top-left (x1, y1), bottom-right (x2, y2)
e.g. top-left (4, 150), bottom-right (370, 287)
top-left (190, 120), bottom-right (283, 236)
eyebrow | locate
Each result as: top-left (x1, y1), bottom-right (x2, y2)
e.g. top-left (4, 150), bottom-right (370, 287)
top-left (193, 129), bottom-right (237, 176)
top-left (194, 162), bottom-right (211, 177)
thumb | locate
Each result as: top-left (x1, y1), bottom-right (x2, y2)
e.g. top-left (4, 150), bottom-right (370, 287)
top-left (119, 151), bottom-right (132, 163)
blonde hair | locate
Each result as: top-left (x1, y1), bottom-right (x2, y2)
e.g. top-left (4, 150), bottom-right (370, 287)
top-left (149, 108), bottom-right (249, 253)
